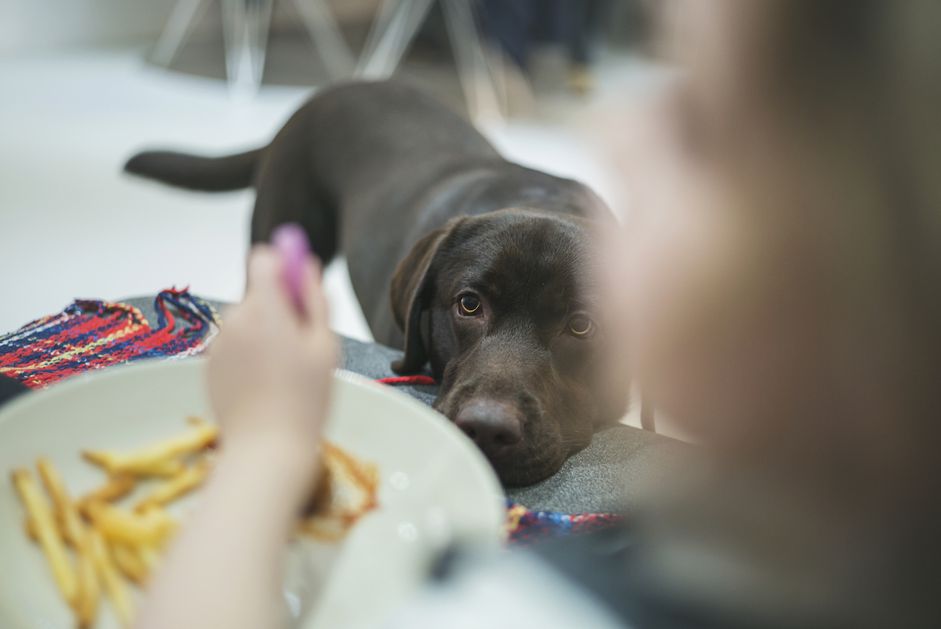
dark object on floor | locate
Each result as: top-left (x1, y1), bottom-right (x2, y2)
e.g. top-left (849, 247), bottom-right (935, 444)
top-left (124, 80), bottom-right (625, 487)
top-left (0, 374), bottom-right (29, 408)
top-left (477, 0), bottom-right (613, 70)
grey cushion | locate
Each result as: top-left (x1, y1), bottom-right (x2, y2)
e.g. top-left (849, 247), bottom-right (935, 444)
top-left (506, 425), bottom-right (680, 513)
top-left (337, 337), bottom-right (438, 407)
top-left (125, 296), bottom-right (679, 513)
top-left (337, 336), bottom-right (679, 513)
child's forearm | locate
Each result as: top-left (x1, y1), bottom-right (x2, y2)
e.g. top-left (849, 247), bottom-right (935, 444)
top-left (135, 433), bottom-right (318, 629)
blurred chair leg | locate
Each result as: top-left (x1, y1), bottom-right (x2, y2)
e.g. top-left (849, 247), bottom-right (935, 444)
top-left (355, 0), bottom-right (434, 79)
top-left (152, 0), bottom-right (210, 66)
top-left (222, 0), bottom-right (274, 97)
top-left (441, 0), bottom-right (505, 123)
top-left (293, 0), bottom-right (356, 79)
top-left (640, 397), bottom-right (657, 432)
top-left (356, 0), bottom-right (399, 70)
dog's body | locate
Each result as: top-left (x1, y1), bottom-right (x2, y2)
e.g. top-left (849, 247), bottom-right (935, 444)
top-left (126, 80), bottom-right (624, 485)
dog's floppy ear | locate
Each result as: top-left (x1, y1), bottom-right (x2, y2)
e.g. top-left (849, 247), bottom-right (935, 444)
top-left (389, 220), bottom-right (460, 374)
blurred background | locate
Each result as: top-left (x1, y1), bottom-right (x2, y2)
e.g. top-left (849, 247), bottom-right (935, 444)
top-left (0, 0), bottom-right (665, 340)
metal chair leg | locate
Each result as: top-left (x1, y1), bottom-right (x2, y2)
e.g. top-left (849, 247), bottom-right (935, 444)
top-left (355, 0), bottom-right (434, 79)
top-left (293, 0), bottom-right (356, 79)
top-left (222, 0), bottom-right (275, 96)
top-left (640, 396), bottom-right (657, 432)
top-left (152, 0), bottom-right (211, 66)
top-left (441, 0), bottom-right (505, 122)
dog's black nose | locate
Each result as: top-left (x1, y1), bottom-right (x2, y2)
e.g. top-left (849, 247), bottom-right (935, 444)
top-left (455, 399), bottom-right (523, 454)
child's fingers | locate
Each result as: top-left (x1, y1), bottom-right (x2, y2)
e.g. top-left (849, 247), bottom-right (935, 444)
top-left (246, 246), bottom-right (279, 293)
top-left (246, 246), bottom-right (295, 317)
top-left (301, 258), bottom-right (336, 365)
top-left (301, 256), bottom-right (329, 329)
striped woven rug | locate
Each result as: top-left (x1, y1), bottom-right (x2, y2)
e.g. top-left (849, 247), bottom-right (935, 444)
top-left (0, 289), bottom-right (218, 389)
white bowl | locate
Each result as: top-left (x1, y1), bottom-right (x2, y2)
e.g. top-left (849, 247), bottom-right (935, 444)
top-left (0, 359), bottom-right (505, 629)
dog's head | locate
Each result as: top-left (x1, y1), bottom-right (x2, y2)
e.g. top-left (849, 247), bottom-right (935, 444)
top-left (390, 209), bottom-right (627, 486)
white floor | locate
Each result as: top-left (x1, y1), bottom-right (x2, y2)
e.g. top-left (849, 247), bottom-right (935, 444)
top-left (0, 47), bottom-right (658, 343)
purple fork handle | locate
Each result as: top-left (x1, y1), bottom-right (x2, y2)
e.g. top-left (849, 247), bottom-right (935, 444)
top-left (272, 223), bottom-right (312, 314)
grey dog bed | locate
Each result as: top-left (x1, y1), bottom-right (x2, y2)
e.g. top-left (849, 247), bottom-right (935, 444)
top-left (126, 297), bottom-right (677, 514)
top-left (336, 337), bottom-right (676, 513)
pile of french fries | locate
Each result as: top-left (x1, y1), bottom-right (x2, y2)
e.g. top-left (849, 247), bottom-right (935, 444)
top-left (11, 418), bottom-right (379, 629)
top-left (11, 418), bottom-right (216, 628)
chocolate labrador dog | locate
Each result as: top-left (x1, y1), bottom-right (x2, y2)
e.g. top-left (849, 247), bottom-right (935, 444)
top-left (125, 80), bottom-right (625, 486)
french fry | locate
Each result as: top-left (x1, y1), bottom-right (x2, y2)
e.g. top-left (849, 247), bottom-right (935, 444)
top-left (35, 458), bottom-right (102, 626)
top-left (75, 533), bottom-right (101, 629)
top-left (78, 473), bottom-right (136, 508)
top-left (24, 514), bottom-right (71, 547)
top-left (297, 443), bottom-right (379, 542)
top-left (10, 469), bottom-right (78, 606)
top-left (324, 442), bottom-right (380, 499)
top-left (82, 424), bottom-right (218, 478)
top-left (89, 529), bottom-right (133, 628)
top-left (85, 501), bottom-right (177, 546)
top-left (298, 518), bottom-right (347, 543)
top-left (134, 460), bottom-right (209, 513)
top-left (37, 458), bottom-right (84, 545)
top-left (111, 543), bottom-right (148, 585)
top-left (82, 451), bottom-right (183, 478)
top-left (137, 544), bottom-right (160, 574)
top-left (24, 513), bottom-right (100, 627)
top-left (25, 516), bottom-right (38, 542)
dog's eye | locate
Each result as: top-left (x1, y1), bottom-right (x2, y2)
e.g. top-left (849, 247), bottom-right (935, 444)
top-left (568, 314), bottom-right (594, 337)
top-left (458, 294), bottom-right (481, 316)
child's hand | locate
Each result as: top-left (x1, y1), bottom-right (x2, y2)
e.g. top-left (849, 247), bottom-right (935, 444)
top-left (207, 246), bottom-right (337, 482)
top-left (139, 248), bottom-right (335, 629)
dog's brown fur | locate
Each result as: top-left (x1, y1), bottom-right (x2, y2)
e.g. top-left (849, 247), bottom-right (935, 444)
top-left (125, 80), bottom-right (625, 485)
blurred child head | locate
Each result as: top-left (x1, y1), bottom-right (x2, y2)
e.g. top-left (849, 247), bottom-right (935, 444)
top-left (610, 0), bottom-right (941, 506)
top-left (601, 2), bottom-right (940, 619)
